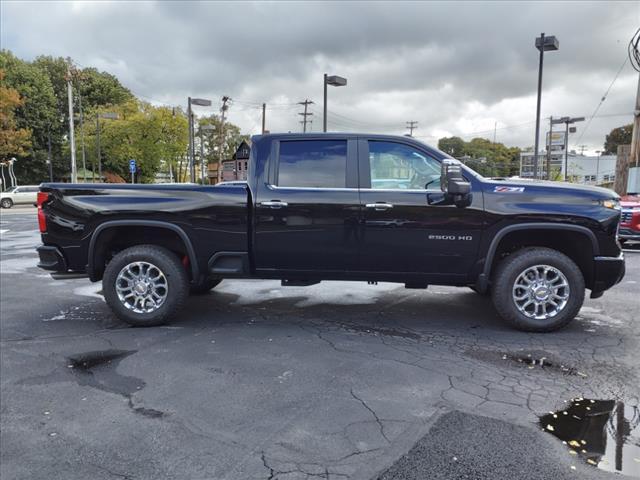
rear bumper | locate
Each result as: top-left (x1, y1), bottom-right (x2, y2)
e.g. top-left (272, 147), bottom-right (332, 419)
top-left (592, 253), bottom-right (625, 294)
top-left (36, 245), bottom-right (67, 271)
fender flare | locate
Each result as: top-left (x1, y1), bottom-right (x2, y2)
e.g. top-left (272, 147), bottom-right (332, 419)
top-left (87, 220), bottom-right (199, 281)
top-left (476, 222), bottom-right (599, 292)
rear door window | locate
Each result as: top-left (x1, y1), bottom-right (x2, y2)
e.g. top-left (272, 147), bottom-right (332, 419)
top-left (277, 140), bottom-right (347, 188)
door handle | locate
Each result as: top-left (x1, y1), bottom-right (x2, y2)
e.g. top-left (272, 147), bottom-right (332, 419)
top-left (260, 200), bottom-right (288, 209)
top-left (365, 202), bottom-right (394, 211)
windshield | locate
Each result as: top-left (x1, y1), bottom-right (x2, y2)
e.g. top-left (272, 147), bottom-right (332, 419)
top-left (3, 187), bottom-right (17, 193)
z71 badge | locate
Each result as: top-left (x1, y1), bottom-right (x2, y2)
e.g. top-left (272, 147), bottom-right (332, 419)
top-left (494, 186), bottom-right (525, 193)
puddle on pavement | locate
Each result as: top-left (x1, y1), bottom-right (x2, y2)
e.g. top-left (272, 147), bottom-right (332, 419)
top-left (67, 349), bottom-right (166, 418)
top-left (541, 398), bottom-right (640, 477)
top-left (67, 350), bottom-right (144, 397)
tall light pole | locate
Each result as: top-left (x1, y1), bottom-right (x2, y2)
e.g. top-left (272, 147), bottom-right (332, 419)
top-left (95, 112), bottom-right (117, 182)
top-left (199, 123), bottom-right (215, 185)
top-left (323, 74), bottom-right (347, 132)
top-left (187, 97), bottom-right (212, 183)
top-left (533, 33), bottom-right (559, 179)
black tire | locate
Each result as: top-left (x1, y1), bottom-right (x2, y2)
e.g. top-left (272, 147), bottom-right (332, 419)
top-left (190, 276), bottom-right (222, 295)
top-left (491, 247), bottom-right (584, 332)
top-left (1, 198), bottom-right (13, 209)
top-left (103, 245), bottom-right (189, 327)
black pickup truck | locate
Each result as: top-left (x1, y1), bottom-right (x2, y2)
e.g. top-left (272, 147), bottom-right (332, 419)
top-left (36, 133), bottom-right (625, 332)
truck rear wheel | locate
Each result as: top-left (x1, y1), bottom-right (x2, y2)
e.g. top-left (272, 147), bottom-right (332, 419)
top-left (491, 247), bottom-right (584, 332)
top-left (103, 245), bottom-right (188, 327)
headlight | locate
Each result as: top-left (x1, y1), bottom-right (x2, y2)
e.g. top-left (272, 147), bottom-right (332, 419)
top-left (600, 198), bottom-right (620, 210)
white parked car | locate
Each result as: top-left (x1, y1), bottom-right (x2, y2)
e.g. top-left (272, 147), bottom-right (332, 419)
top-left (0, 185), bottom-right (39, 208)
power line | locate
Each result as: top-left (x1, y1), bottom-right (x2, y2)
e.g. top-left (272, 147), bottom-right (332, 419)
top-left (574, 56), bottom-right (630, 145)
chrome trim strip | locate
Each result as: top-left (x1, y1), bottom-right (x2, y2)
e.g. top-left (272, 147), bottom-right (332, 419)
top-left (594, 253), bottom-right (625, 261)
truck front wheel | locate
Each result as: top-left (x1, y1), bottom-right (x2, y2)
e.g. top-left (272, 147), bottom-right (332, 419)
top-left (103, 245), bottom-right (188, 327)
top-left (491, 247), bottom-right (585, 332)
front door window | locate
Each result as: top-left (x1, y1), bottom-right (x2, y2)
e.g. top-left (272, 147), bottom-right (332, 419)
top-left (369, 141), bottom-right (441, 191)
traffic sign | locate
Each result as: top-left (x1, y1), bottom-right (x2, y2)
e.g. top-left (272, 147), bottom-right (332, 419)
top-left (129, 159), bottom-right (137, 173)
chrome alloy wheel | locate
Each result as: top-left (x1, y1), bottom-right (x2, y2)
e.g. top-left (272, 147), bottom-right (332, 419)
top-left (115, 261), bottom-right (168, 314)
top-left (512, 265), bottom-right (570, 320)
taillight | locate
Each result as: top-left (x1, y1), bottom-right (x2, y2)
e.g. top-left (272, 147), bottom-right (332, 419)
top-left (37, 191), bottom-right (49, 233)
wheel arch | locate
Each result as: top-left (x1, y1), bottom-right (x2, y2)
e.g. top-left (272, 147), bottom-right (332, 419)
top-left (477, 223), bottom-right (598, 292)
top-left (87, 220), bottom-right (199, 282)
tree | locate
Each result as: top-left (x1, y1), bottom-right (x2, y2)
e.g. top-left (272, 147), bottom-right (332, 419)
top-left (0, 70), bottom-right (32, 162)
top-left (438, 136), bottom-right (465, 157)
top-left (604, 124), bottom-right (632, 155)
top-left (77, 101), bottom-right (189, 182)
top-left (197, 114), bottom-right (249, 172)
top-left (437, 135), bottom-right (521, 177)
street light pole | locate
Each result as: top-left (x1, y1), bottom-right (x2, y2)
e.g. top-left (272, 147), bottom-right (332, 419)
top-left (323, 74), bottom-right (347, 132)
top-left (323, 74), bottom-right (328, 132)
top-left (533, 33), bottom-right (559, 180)
top-left (187, 97), bottom-right (212, 183)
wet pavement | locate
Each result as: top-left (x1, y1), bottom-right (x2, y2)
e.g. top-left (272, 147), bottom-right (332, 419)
top-left (1, 211), bottom-right (639, 480)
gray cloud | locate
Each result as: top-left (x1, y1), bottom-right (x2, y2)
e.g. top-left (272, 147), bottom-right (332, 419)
top-left (2, 0), bottom-right (638, 152)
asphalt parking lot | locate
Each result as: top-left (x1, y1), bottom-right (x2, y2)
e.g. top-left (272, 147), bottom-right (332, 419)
top-left (1, 207), bottom-right (639, 480)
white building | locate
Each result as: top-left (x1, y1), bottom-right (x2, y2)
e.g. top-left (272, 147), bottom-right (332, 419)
top-left (519, 150), bottom-right (617, 185)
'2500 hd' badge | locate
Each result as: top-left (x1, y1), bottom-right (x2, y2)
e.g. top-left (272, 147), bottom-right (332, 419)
top-left (494, 186), bottom-right (525, 193)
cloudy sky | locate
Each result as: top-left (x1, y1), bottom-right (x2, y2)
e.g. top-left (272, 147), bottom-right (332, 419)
top-left (2, 1), bottom-right (639, 153)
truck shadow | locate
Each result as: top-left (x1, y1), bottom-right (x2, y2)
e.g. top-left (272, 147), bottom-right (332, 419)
top-left (176, 285), bottom-right (518, 336)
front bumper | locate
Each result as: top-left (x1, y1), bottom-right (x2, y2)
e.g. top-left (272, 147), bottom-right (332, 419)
top-left (618, 227), bottom-right (640, 241)
top-left (592, 252), bottom-right (625, 294)
top-left (36, 245), bottom-right (67, 271)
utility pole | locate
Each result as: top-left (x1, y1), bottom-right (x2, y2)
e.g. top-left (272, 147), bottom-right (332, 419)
top-left (262, 103), bottom-right (266, 134)
top-left (616, 72), bottom-right (640, 195)
top-left (217, 96), bottom-right (231, 184)
top-left (66, 61), bottom-right (77, 183)
top-left (406, 120), bottom-right (418, 137)
top-left (298, 99), bottom-right (314, 133)
top-left (493, 121), bottom-right (497, 144)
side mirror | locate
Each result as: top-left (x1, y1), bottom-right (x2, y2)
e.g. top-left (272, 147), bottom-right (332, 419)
top-left (441, 160), bottom-right (471, 195)
top-left (440, 160), bottom-right (472, 207)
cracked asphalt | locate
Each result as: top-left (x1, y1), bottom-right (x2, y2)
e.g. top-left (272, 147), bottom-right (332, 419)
top-left (1, 209), bottom-right (639, 480)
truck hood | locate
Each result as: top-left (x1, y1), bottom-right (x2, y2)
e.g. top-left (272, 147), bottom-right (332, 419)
top-left (485, 178), bottom-right (618, 200)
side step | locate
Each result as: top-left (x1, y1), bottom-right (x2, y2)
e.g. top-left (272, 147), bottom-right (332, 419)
top-left (281, 279), bottom-right (321, 287)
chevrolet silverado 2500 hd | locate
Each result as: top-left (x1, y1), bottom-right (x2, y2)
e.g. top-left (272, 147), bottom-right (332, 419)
top-left (36, 133), bottom-right (625, 332)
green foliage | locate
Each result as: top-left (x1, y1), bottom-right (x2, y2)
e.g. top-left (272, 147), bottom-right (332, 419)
top-left (604, 124), bottom-right (632, 155)
top-left (438, 136), bottom-right (465, 158)
top-left (73, 101), bottom-right (189, 182)
top-left (0, 50), bottom-right (136, 184)
top-left (197, 114), bottom-right (250, 169)
top-left (438, 135), bottom-right (521, 177)
top-left (0, 69), bottom-right (32, 161)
